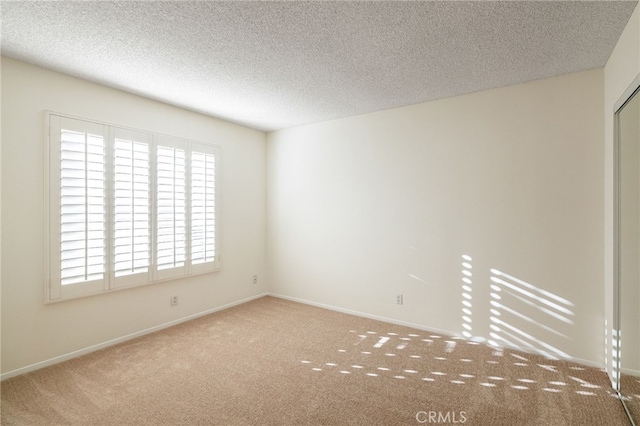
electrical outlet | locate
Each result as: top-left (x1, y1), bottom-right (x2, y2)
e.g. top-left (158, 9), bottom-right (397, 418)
top-left (170, 295), bottom-right (178, 306)
top-left (253, 275), bottom-right (258, 285)
top-left (396, 293), bottom-right (403, 305)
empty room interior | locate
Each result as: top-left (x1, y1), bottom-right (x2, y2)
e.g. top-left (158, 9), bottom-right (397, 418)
top-left (2, 1), bottom-right (640, 425)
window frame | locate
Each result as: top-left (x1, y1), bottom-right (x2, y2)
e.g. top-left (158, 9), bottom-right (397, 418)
top-left (44, 112), bottom-right (221, 303)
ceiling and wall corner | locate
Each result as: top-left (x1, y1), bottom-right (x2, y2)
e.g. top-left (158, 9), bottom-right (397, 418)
top-left (0, 1), bottom-right (637, 132)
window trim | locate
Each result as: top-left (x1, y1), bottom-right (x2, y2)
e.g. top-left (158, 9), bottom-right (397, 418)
top-left (44, 111), bottom-right (221, 304)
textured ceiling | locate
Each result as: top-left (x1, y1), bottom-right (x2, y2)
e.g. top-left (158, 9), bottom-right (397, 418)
top-left (1, 1), bottom-right (638, 132)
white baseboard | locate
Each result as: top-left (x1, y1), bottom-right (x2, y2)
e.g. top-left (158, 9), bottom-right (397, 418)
top-left (268, 292), bottom-right (605, 371)
top-left (1, 292), bottom-right (269, 381)
top-left (621, 367), bottom-right (640, 377)
top-left (269, 292), bottom-right (459, 338)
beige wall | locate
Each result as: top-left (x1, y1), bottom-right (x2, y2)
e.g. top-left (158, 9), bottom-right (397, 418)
top-left (267, 69), bottom-right (605, 365)
top-left (604, 3), bottom-right (640, 381)
top-left (0, 58), bottom-right (268, 375)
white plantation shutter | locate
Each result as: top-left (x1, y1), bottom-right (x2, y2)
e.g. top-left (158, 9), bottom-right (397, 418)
top-left (49, 116), bottom-right (108, 300)
top-left (156, 142), bottom-right (186, 278)
top-left (47, 113), bottom-right (220, 303)
top-left (60, 128), bottom-right (106, 285)
top-left (191, 146), bottom-right (218, 272)
top-left (113, 129), bottom-right (151, 287)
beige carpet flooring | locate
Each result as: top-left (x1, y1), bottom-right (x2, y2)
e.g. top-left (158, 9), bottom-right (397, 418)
top-left (619, 373), bottom-right (640, 423)
top-left (0, 296), bottom-right (631, 425)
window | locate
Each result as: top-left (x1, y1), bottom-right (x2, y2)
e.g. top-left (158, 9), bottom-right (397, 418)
top-left (46, 113), bottom-right (219, 302)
